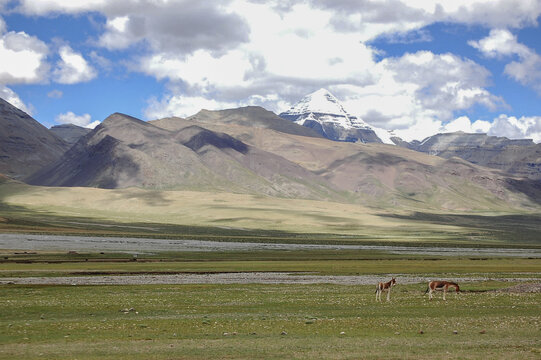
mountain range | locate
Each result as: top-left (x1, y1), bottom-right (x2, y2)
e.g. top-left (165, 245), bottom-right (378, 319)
top-left (0, 97), bottom-right (68, 180)
top-left (1, 92), bottom-right (540, 212)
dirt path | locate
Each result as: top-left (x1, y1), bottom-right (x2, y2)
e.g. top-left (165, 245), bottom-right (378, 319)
top-left (1, 273), bottom-right (539, 286)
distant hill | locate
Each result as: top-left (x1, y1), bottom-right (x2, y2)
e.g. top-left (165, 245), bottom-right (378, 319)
top-left (152, 109), bottom-right (541, 211)
top-left (0, 97), bottom-right (68, 180)
top-left (50, 124), bottom-right (91, 146)
top-left (27, 112), bottom-right (340, 200)
top-left (3, 97), bottom-right (540, 212)
top-left (404, 132), bottom-right (541, 179)
top-left (185, 106), bottom-right (324, 138)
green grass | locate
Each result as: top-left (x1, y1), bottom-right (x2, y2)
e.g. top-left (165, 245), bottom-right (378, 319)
top-left (1, 251), bottom-right (541, 278)
top-left (0, 282), bottom-right (540, 359)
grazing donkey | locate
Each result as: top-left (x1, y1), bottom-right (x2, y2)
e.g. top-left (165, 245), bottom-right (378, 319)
top-left (375, 278), bottom-right (396, 302)
top-left (425, 281), bottom-right (460, 300)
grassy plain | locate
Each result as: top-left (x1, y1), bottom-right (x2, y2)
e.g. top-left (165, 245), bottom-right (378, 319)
top-left (1, 251), bottom-right (540, 359)
top-left (1, 180), bottom-right (541, 246)
top-left (1, 180), bottom-right (540, 358)
top-left (0, 282), bottom-right (540, 359)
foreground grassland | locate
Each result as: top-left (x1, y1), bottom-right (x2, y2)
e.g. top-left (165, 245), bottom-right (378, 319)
top-left (1, 180), bottom-right (540, 358)
top-left (0, 282), bottom-right (540, 359)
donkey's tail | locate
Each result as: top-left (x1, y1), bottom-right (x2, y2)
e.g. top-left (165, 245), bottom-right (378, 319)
top-left (424, 286), bottom-right (429, 294)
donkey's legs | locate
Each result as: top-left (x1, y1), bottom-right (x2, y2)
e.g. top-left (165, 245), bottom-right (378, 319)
top-left (386, 288), bottom-right (391, 302)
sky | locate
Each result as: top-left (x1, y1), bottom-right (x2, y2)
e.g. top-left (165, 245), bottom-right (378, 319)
top-left (1, 0), bottom-right (541, 142)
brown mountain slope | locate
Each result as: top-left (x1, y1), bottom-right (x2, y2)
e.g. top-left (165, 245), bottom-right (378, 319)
top-left (151, 111), bottom-right (541, 211)
top-left (186, 106), bottom-right (323, 138)
top-left (49, 124), bottom-right (91, 146)
top-left (0, 97), bottom-right (68, 180)
top-left (405, 132), bottom-right (541, 179)
top-left (27, 113), bottom-right (340, 200)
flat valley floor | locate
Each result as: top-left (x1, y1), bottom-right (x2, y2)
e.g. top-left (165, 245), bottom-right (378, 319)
top-left (1, 234), bottom-right (540, 359)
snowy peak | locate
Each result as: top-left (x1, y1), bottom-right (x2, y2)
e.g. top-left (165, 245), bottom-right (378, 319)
top-left (283, 88), bottom-right (350, 117)
top-left (279, 89), bottom-right (383, 143)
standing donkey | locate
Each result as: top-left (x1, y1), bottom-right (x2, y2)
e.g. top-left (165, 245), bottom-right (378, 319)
top-left (375, 278), bottom-right (396, 302)
top-left (425, 281), bottom-right (460, 300)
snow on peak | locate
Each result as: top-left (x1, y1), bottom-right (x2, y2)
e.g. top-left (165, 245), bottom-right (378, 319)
top-left (280, 88), bottom-right (373, 131)
top-left (372, 127), bottom-right (397, 145)
top-left (282, 88), bottom-right (349, 117)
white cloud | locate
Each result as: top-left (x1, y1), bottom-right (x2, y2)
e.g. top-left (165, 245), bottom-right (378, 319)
top-left (53, 45), bottom-right (97, 84)
top-left (144, 94), bottom-right (239, 120)
top-left (469, 29), bottom-right (529, 58)
top-left (442, 116), bottom-right (491, 133)
top-left (331, 51), bottom-right (506, 141)
top-left (443, 116), bottom-right (477, 133)
top-left (470, 29), bottom-right (541, 95)
top-left (0, 85), bottom-right (33, 114)
top-left (16, 0), bottom-right (107, 15)
top-left (8, 0), bottom-right (541, 143)
top-left (309, 0), bottom-right (541, 41)
top-left (471, 119), bottom-right (492, 133)
top-left (140, 49), bottom-right (253, 88)
top-left (436, 114), bottom-right (541, 143)
top-left (0, 31), bottom-right (49, 84)
top-left (488, 114), bottom-right (541, 143)
top-left (55, 111), bottom-right (100, 128)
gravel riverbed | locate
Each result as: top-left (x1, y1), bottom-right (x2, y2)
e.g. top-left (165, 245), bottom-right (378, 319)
top-left (1, 273), bottom-right (539, 286)
top-left (1, 233), bottom-right (540, 257)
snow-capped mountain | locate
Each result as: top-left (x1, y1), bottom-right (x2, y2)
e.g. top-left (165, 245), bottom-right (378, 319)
top-left (279, 88), bottom-right (389, 144)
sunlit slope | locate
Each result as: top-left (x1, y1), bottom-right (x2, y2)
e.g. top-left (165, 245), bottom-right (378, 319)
top-left (0, 180), bottom-right (463, 239)
top-left (27, 113), bottom-right (341, 201)
top-left (152, 112), bottom-right (541, 212)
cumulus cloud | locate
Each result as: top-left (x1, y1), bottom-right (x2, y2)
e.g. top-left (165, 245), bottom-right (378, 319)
top-left (383, 51), bottom-right (505, 115)
top-left (135, 5), bottom-right (507, 142)
top-left (335, 51), bottom-right (506, 141)
top-left (488, 114), bottom-right (541, 143)
top-left (15, 0), bottom-right (107, 15)
top-left (470, 29), bottom-right (541, 95)
top-left (308, 0), bottom-right (541, 39)
top-left (437, 114), bottom-right (541, 143)
top-left (55, 111), bottom-right (100, 128)
top-left (98, 2), bottom-right (250, 55)
top-left (442, 116), bottom-right (491, 133)
top-left (144, 94), bottom-right (239, 120)
top-left (15, 0), bottom-right (250, 55)
top-left (139, 1), bottom-right (377, 114)
top-left (0, 85), bottom-right (33, 114)
top-left (0, 30), bottom-right (49, 84)
top-left (7, 0), bottom-right (541, 143)
top-left (53, 45), bottom-right (97, 84)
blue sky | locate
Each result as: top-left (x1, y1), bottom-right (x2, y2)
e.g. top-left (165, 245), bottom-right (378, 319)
top-left (1, 0), bottom-right (541, 142)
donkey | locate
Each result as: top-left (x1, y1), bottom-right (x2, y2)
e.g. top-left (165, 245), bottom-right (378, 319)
top-left (425, 281), bottom-right (460, 300)
top-left (375, 278), bottom-right (396, 302)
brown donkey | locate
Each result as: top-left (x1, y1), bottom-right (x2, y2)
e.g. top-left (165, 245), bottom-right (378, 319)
top-left (375, 278), bottom-right (396, 302)
top-left (425, 281), bottom-right (460, 300)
